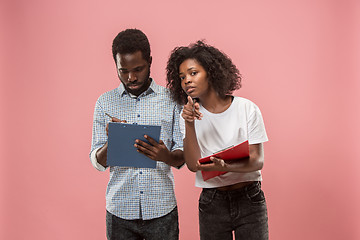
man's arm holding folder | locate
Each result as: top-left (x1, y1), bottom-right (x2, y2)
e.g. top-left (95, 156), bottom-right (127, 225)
top-left (95, 116), bottom-right (126, 168)
top-left (135, 136), bottom-right (184, 168)
top-left (96, 114), bottom-right (184, 168)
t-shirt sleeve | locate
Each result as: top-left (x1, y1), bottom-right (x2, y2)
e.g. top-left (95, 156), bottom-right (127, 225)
top-left (247, 102), bottom-right (268, 144)
top-left (179, 109), bottom-right (186, 140)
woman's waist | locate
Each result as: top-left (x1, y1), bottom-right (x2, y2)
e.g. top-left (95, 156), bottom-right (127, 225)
top-left (215, 181), bottom-right (255, 191)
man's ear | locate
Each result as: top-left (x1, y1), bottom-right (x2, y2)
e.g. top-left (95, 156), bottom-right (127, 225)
top-left (115, 53), bottom-right (121, 75)
top-left (116, 68), bottom-right (121, 78)
top-left (115, 62), bottom-right (120, 77)
top-left (148, 56), bottom-right (152, 66)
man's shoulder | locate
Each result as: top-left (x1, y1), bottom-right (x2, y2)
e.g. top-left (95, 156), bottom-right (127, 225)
top-left (151, 83), bottom-right (174, 99)
top-left (151, 81), bottom-right (167, 94)
top-left (97, 87), bottom-right (120, 102)
top-left (156, 85), bottom-right (171, 96)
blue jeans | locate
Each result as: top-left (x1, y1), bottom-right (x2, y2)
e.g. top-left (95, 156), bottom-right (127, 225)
top-left (199, 181), bottom-right (269, 240)
top-left (106, 207), bottom-right (179, 240)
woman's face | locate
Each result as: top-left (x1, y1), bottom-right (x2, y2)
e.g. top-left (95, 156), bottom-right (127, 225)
top-left (179, 58), bottom-right (212, 99)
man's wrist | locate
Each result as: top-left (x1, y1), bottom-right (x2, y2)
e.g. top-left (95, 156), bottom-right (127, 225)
top-left (90, 147), bottom-right (107, 171)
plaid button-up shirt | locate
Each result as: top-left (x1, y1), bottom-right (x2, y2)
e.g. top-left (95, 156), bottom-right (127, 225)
top-left (90, 79), bottom-right (183, 220)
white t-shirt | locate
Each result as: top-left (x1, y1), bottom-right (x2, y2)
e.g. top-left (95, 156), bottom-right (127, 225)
top-left (180, 96), bottom-right (268, 188)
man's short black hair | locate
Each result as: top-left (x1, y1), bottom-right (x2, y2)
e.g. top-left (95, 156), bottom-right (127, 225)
top-left (112, 29), bottom-right (151, 63)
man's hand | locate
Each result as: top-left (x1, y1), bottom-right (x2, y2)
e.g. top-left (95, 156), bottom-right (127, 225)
top-left (106, 117), bottom-right (127, 135)
top-left (134, 135), bottom-right (171, 164)
top-left (96, 116), bottom-right (127, 168)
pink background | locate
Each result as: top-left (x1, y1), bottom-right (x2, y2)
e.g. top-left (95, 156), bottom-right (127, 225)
top-left (1, 0), bottom-right (359, 239)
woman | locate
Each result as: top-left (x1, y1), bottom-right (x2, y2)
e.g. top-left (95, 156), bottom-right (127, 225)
top-left (166, 40), bottom-right (269, 240)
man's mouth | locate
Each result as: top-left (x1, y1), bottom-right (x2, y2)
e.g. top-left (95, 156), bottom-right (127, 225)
top-left (128, 83), bottom-right (139, 89)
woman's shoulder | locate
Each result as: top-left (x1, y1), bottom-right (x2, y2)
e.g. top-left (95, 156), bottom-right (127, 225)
top-left (233, 96), bottom-right (257, 107)
top-left (232, 96), bottom-right (263, 114)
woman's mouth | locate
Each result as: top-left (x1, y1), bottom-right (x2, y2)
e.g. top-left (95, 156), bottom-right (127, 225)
top-left (186, 87), bottom-right (195, 94)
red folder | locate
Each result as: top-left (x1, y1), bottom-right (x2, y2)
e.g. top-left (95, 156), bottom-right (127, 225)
top-left (198, 140), bottom-right (249, 181)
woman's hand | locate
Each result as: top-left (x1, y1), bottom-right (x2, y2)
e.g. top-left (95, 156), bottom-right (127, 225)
top-left (182, 96), bottom-right (203, 122)
top-left (196, 157), bottom-right (228, 172)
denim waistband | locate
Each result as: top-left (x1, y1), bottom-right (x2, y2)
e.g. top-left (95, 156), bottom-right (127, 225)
top-left (202, 181), bottom-right (261, 199)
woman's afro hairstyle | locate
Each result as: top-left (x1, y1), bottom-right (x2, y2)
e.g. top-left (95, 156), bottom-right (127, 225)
top-left (166, 40), bottom-right (241, 105)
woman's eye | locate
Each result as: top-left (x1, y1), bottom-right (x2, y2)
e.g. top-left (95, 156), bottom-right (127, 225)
top-left (191, 72), bottom-right (197, 76)
top-left (180, 76), bottom-right (185, 80)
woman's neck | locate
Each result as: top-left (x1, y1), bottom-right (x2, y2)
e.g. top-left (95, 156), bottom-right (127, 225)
top-left (199, 92), bottom-right (233, 114)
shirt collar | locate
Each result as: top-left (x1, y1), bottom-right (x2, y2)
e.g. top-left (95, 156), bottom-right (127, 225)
top-left (117, 78), bottom-right (160, 98)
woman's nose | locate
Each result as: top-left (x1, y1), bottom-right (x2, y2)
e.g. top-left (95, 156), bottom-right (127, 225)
top-left (184, 76), bottom-right (191, 84)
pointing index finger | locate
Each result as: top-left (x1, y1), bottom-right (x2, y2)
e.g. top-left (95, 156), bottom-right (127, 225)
top-left (187, 96), bottom-right (194, 106)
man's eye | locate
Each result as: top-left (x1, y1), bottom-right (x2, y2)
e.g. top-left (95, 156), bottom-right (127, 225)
top-left (134, 67), bottom-right (143, 72)
top-left (120, 70), bottom-right (129, 74)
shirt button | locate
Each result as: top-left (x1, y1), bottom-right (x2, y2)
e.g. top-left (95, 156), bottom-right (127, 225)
top-left (140, 191), bottom-right (143, 194)
top-left (137, 114), bottom-right (140, 117)
top-left (139, 171), bottom-right (142, 174)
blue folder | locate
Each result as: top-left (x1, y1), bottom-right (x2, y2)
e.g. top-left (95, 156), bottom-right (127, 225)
top-left (107, 122), bottom-right (161, 168)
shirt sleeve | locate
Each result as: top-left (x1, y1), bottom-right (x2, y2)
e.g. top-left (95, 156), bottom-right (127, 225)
top-left (247, 102), bottom-right (268, 145)
top-left (89, 97), bottom-right (109, 171)
top-left (179, 109), bottom-right (185, 140)
top-left (170, 104), bottom-right (184, 169)
top-left (90, 147), bottom-right (107, 171)
top-left (170, 104), bottom-right (184, 151)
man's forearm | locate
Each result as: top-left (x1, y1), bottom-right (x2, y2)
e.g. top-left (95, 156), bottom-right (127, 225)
top-left (96, 142), bottom-right (108, 168)
top-left (165, 149), bottom-right (185, 168)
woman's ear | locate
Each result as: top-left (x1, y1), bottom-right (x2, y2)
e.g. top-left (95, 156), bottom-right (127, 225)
top-left (148, 56), bottom-right (153, 66)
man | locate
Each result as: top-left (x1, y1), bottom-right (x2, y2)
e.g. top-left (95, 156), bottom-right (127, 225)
top-left (90, 29), bottom-right (184, 240)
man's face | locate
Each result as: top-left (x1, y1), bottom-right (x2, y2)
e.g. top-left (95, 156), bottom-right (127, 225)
top-left (116, 51), bottom-right (151, 96)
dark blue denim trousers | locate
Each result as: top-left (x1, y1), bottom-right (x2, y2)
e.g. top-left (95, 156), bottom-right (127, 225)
top-left (199, 181), bottom-right (269, 240)
top-left (106, 207), bottom-right (179, 240)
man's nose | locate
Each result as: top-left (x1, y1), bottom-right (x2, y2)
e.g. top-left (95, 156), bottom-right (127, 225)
top-left (128, 72), bottom-right (137, 82)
